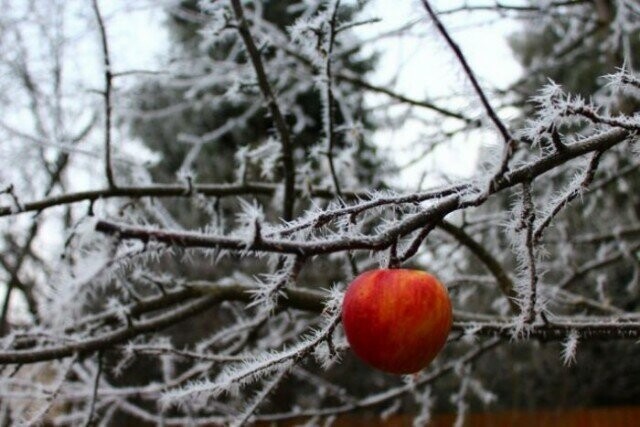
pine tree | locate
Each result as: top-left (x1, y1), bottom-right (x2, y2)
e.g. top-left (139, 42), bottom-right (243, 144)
top-left (129, 0), bottom-right (384, 192)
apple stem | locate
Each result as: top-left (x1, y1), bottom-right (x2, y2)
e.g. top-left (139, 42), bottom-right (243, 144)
top-left (387, 240), bottom-right (401, 269)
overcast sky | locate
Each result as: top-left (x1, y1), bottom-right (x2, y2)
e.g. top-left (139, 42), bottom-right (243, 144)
top-left (358, 0), bottom-right (523, 186)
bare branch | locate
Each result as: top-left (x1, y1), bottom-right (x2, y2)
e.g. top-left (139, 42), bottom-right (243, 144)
top-left (437, 220), bottom-right (518, 311)
top-left (420, 0), bottom-right (513, 146)
top-left (91, 0), bottom-right (116, 189)
top-left (82, 352), bottom-right (103, 427)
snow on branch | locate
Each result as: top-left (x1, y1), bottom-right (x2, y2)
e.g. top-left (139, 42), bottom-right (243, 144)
top-left (2, 0), bottom-right (640, 424)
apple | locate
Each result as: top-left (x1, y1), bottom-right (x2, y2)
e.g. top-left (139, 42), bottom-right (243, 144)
top-left (341, 269), bottom-right (452, 374)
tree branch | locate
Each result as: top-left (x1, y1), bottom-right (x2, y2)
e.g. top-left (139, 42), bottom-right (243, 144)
top-left (0, 182), bottom-right (364, 218)
top-left (437, 220), bottom-right (518, 311)
top-left (91, 0), bottom-right (116, 189)
top-left (2, 279), bottom-right (640, 366)
top-left (230, 0), bottom-right (296, 221)
top-left (95, 129), bottom-right (631, 258)
top-left (420, 0), bottom-right (512, 145)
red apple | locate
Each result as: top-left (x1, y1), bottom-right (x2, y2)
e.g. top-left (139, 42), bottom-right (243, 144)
top-left (341, 269), bottom-right (452, 374)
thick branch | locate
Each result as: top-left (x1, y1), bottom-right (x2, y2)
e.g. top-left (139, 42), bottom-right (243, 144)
top-left (3, 278), bottom-right (640, 365)
top-left (96, 129), bottom-right (631, 258)
top-left (0, 283), bottom-right (326, 364)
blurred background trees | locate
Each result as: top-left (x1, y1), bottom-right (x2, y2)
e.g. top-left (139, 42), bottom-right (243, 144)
top-left (469, 0), bottom-right (640, 409)
top-left (0, 0), bottom-right (639, 425)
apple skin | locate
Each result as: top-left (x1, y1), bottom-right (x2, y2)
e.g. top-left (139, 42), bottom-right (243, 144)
top-left (341, 269), bottom-right (452, 374)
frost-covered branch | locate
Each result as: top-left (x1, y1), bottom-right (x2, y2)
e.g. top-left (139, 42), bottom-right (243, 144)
top-left (2, 278), bottom-right (639, 367)
top-left (95, 128), bottom-right (632, 257)
top-left (534, 150), bottom-right (603, 243)
top-left (2, 1), bottom-right (640, 423)
top-left (0, 182), bottom-right (365, 218)
top-left (230, 0), bottom-right (296, 221)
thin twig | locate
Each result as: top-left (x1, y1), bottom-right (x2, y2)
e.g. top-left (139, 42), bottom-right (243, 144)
top-left (271, 31), bottom-right (476, 122)
top-left (534, 150), bottom-right (603, 243)
top-left (437, 220), bottom-right (518, 311)
top-left (91, 0), bottom-right (116, 189)
top-left (438, 0), bottom-right (588, 15)
top-left (337, 72), bottom-right (476, 123)
top-left (398, 222), bottom-right (437, 264)
top-left (324, 0), bottom-right (344, 201)
top-left (256, 338), bottom-right (501, 421)
top-left (0, 283), bottom-right (327, 364)
top-left (233, 364), bottom-right (290, 427)
top-left (420, 0), bottom-right (513, 145)
top-left (520, 181), bottom-right (538, 322)
top-left (82, 352), bottom-right (103, 427)
top-left (0, 222), bottom-right (39, 335)
top-left (559, 241), bottom-right (640, 290)
top-left (19, 355), bottom-right (79, 424)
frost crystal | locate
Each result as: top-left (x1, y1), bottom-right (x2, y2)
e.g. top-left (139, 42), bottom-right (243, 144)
top-left (246, 137), bottom-right (282, 180)
top-left (561, 330), bottom-right (580, 366)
